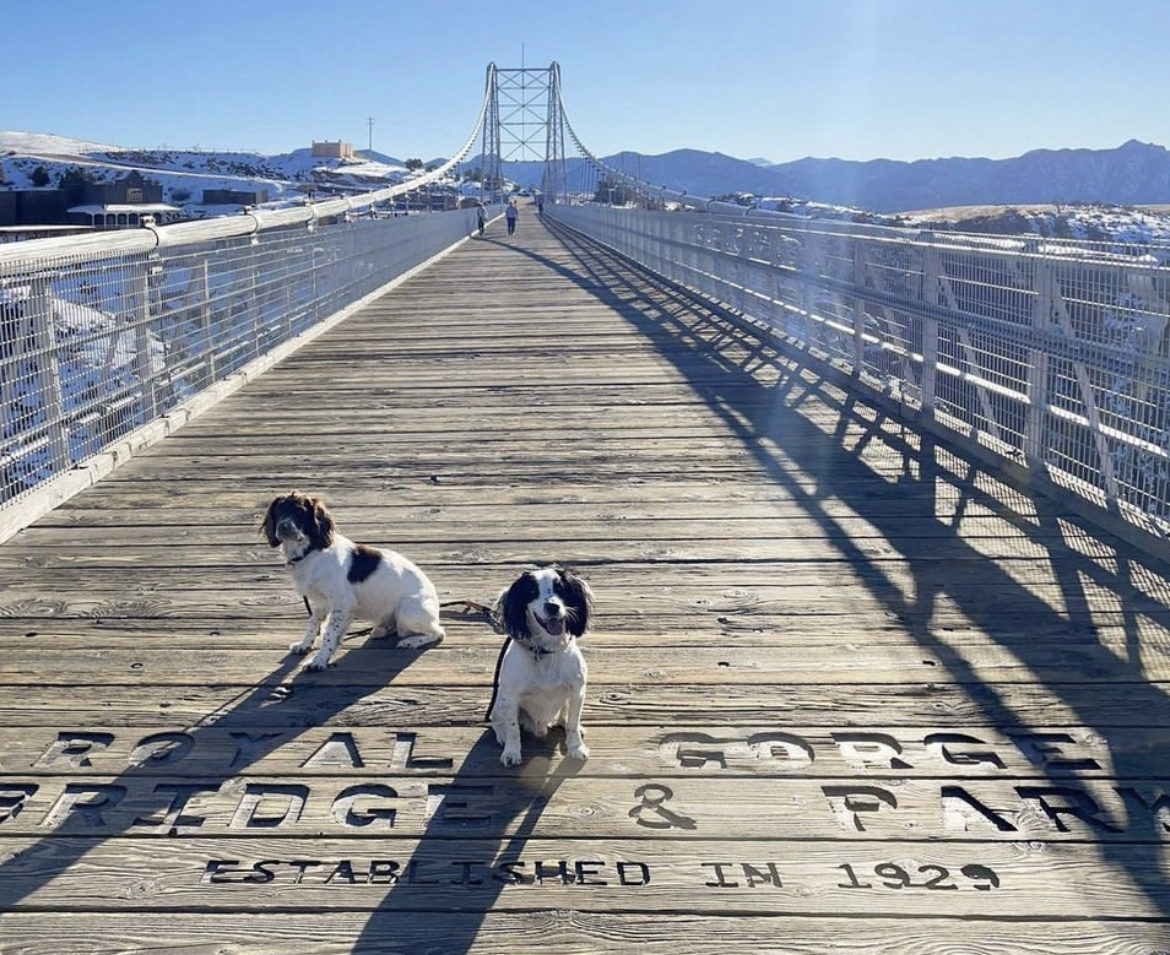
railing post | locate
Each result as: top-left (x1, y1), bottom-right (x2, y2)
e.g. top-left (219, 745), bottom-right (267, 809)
top-left (920, 242), bottom-right (940, 420)
top-left (131, 257), bottom-right (157, 423)
top-left (248, 237), bottom-right (262, 361)
top-left (799, 234), bottom-right (814, 342)
top-left (1024, 256), bottom-right (1052, 471)
top-left (769, 234), bottom-right (785, 337)
top-left (198, 259), bottom-right (218, 388)
top-left (306, 224), bottom-right (319, 325)
top-left (851, 238), bottom-right (866, 374)
top-left (29, 276), bottom-right (70, 475)
top-left (735, 226), bottom-right (750, 315)
top-left (283, 245), bottom-right (294, 340)
top-left (0, 304), bottom-right (19, 446)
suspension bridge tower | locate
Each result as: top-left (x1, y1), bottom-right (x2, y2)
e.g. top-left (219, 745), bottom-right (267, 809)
top-left (480, 62), bottom-right (569, 205)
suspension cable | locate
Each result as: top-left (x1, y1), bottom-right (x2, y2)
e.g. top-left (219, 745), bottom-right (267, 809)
top-left (554, 80), bottom-right (737, 213)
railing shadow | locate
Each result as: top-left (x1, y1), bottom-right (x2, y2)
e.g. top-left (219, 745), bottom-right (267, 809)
top-left (0, 634), bottom-right (428, 911)
top-left (529, 214), bottom-right (1170, 918)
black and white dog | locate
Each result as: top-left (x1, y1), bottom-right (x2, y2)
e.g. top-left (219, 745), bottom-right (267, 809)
top-left (488, 564), bottom-right (593, 766)
top-left (261, 491), bottom-right (445, 670)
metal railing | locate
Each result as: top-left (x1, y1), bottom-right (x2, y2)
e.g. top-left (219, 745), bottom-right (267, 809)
top-left (548, 203), bottom-right (1170, 540)
top-left (0, 69), bottom-right (503, 533)
top-left (0, 205), bottom-right (500, 521)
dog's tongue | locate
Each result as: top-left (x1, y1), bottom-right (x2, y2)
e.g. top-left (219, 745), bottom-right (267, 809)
top-left (543, 616), bottom-right (565, 637)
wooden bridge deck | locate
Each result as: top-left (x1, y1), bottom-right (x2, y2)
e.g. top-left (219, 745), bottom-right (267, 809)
top-left (2, 210), bottom-right (1170, 953)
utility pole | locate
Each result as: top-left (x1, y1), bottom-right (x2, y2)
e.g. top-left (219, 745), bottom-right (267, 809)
top-left (367, 116), bottom-right (374, 152)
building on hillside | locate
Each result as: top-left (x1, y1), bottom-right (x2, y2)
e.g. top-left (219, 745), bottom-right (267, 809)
top-left (65, 171), bottom-right (177, 228)
top-left (0, 190), bottom-right (70, 227)
top-left (79, 170), bottom-right (163, 206)
top-left (67, 204), bottom-right (182, 229)
top-left (311, 140), bottom-right (355, 159)
top-left (0, 170), bottom-right (171, 229)
top-left (201, 188), bottom-right (270, 205)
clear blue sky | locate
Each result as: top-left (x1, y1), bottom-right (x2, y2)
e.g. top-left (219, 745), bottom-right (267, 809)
top-left (5, 0), bottom-right (1167, 164)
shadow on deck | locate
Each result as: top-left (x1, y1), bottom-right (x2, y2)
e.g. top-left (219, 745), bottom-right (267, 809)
top-left (1, 210), bottom-right (1169, 952)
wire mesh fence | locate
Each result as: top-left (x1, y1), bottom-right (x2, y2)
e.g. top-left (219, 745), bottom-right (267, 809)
top-left (548, 204), bottom-right (1170, 538)
top-left (0, 207), bottom-right (490, 512)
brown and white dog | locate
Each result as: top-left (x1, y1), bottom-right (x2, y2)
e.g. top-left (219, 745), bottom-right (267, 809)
top-left (261, 491), bottom-right (444, 670)
top-left (488, 564), bottom-right (592, 766)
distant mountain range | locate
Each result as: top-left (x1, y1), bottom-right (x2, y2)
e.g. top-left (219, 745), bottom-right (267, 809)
top-left (502, 140), bottom-right (1170, 212)
top-left (9, 130), bottom-right (1170, 217)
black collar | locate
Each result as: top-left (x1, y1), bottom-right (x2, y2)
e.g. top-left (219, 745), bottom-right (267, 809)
top-left (516, 631), bottom-right (575, 659)
top-left (285, 543), bottom-right (320, 568)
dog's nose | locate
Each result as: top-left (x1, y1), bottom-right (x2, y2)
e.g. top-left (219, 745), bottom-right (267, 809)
top-left (544, 600), bottom-right (563, 617)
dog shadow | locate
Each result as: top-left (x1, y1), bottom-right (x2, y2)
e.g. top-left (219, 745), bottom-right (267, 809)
top-left (0, 605), bottom-right (575, 953)
top-left (350, 728), bottom-right (583, 953)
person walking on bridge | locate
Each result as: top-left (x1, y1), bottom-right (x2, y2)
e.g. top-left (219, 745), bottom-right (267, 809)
top-left (475, 202), bottom-right (486, 237)
top-left (505, 199), bottom-right (518, 235)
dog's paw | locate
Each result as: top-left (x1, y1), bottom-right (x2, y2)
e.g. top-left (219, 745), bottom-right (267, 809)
top-left (288, 642), bottom-right (313, 656)
top-left (370, 623), bottom-right (396, 640)
top-left (303, 654), bottom-right (333, 672)
top-left (396, 632), bottom-right (443, 650)
top-left (566, 741), bottom-right (590, 761)
top-left (500, 747), bottom-right (522, 767)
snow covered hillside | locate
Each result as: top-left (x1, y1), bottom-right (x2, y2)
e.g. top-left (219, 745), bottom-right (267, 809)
top-left (0, 130), bottom-right (433, 214)
top-left (740, 196), bottom-right (1170, 247)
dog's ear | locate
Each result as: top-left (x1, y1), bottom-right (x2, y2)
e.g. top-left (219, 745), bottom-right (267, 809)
top-left (495, 572), bottom-right (536, 640)
top-left (558, 566), bottom-right (594, 637)
top-left (260, 497), bottom-right (281, 547)
top-left (308, 498), bottom-right (336, 550)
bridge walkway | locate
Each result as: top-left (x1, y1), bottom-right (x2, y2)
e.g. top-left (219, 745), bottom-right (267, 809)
top-left (1, 208), bottom-right (1170, 952)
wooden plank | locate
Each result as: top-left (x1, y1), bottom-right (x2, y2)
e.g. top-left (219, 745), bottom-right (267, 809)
top-left (0, 774), bottom-right (1164, 842)
top-left (0, 642), bottom-right (1165, 686)
top-left (0, 836), bottom-right (1166, 918)
top-left (0, 535), bottom-right (1141, 570)
top-left (3, 682), bottom-right (1170, 728)
top-left (1, 914), bottom-right (1165, 955)
top-left (2, 614), bottom-right (1154, 650)
top-left (1, 587), bottom-right (1160, 634)
top-left (0, 723), bottom-right (1151, 779)
top-left (42, 476), bottom-right (1056, 516)
top-left (0, 569), bottom-right (1163, 626)
top-left (9, 513), bottom-right (1123, 548)
top-left (3, 209), bottom-right (1170, 947)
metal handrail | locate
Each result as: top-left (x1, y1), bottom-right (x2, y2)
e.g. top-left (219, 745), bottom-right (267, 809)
top-left (0, 77), bottom-right (499, 534)
top-left (0, 75), bottom-right (492, 274)
top-left (547, 203), bottom-right (1170, 543)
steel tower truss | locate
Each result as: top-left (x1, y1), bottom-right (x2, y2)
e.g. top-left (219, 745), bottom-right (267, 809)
top-left (481, 62), bottom-right (568, 205)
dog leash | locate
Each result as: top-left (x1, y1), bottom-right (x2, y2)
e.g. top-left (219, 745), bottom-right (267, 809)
top-left (296, 594), bottom-right (506, 721)
top-left (439, 598), bottom-right (495, 618)
top-left (300, 597), bottom-right (495, 620)
top-left (484, 640), bottom-right (509, 722)
top-left (483, 635), bottom-right (556, 722)
top-left (436, 598), bottom-right (509, 722)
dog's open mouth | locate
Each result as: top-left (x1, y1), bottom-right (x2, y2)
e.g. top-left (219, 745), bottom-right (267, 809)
top-left (537, 614), bottom-right (566, 637)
